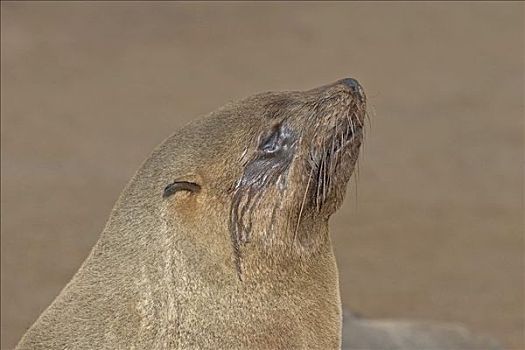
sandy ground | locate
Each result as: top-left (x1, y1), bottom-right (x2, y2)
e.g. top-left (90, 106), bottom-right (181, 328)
top-left (1, 2), bottom-right (523, 349)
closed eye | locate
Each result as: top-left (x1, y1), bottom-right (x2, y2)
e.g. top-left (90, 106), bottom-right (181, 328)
top-left (259, 123), bottom-right (294, 155)
top-left (260, 128), bottom-right (281, 153)
top-left (163, 181), bottom-right (201, 198)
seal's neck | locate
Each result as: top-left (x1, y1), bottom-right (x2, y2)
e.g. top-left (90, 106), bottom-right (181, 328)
top-left (234, 218), bottom-right (332, 281)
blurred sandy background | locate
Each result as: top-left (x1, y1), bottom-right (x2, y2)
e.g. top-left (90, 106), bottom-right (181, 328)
top-left (1, 2), bottom-right (523, 349)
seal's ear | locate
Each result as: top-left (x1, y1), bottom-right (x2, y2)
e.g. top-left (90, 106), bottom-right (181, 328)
top-left (163, 180), bottom-right (201, 198)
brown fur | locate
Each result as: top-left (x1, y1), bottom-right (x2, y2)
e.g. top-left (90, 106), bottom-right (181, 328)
top-left (16, 79), bottom-right (366, 349)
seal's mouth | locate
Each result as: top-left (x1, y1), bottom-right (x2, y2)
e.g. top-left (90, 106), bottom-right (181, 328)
top-left (312, 112), bottom-right (364, 161)
top-left (306, 90), bottom-right (366, 211)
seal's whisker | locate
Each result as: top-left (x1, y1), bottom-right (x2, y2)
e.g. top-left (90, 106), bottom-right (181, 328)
top-left (350, 118), bottom-right (356, 140)
top-left (365, 105), bottom-right (374, 130)
top-left (356, 157), bottom-right (360, 194)
top-left (315, 147), bottom-right (324, 210)
top-left (320, 148), bottom-right (326, 210)
top-left (294, 166), bottom-right (314, 244)
top-left (355, 113), bottom-right (364, 129)
top-left (330, 122), bottom-right (337, 175)
top-left (322, 147), bottom-right (329, 208)
top-left (316, 151), bottom-right (322, 210)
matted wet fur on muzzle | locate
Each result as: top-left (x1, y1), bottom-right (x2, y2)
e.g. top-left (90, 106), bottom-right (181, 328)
top-left (229, 81), bottom-right (367, 278)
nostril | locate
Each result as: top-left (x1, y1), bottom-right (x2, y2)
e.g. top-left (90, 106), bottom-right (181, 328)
top-left (341, 78), bottom-right (361, 92)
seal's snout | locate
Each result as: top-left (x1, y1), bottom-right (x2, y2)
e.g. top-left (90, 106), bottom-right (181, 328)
top-left (339, 77), bottom-right (365, 102)
top-left (340, 77), bottom-right (360, 90)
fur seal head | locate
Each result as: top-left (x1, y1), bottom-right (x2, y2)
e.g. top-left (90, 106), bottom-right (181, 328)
top-left (15, 79), bottom-right (366, 349)
top-left (162, 78), bottom-right (367, 279)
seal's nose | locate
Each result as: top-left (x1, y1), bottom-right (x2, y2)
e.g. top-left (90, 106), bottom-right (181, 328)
top-left (341, 78), bottom-right (360, 90)
top-left (340, 78), bottom-right (365, 102)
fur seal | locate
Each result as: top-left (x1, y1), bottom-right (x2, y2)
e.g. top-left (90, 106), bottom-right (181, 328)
top-left (16, 78), bottom-right (367, 349)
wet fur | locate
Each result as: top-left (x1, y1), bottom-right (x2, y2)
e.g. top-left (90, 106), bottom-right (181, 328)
top-left (230, 91), bottom-right (365, 277)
